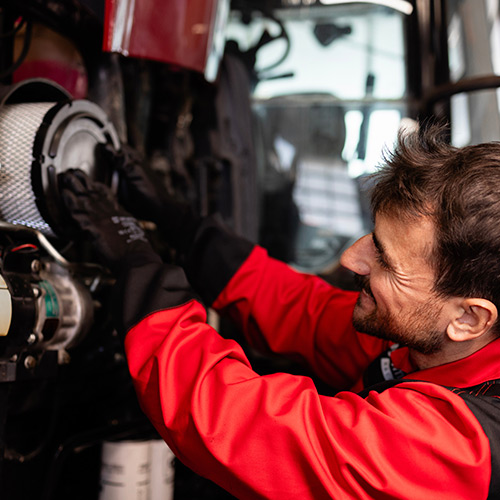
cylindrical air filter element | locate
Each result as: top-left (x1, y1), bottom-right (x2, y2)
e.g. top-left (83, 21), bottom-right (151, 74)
top-left (0, 99), bottom-right (119, 236)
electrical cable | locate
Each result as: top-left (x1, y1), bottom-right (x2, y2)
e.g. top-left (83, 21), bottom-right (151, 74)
top-left (0, 18), bottom-right (32, 80)
top-left (0, 17), bottom-right (26, 39)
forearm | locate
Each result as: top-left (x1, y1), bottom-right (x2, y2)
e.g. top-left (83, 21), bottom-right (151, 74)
top-left (183, 217), bottom-right (387, 388)
top-left (183, 214), bottom-right (255, 305)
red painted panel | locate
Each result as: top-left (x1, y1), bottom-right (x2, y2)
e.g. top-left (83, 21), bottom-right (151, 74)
top-left (103, 0), bottom-right (220, 76)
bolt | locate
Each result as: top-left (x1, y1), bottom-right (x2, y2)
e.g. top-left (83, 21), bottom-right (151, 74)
top-left (31, 260), bottom-right (41, 273)
top-left (27, 333), bottom-right (37, 345)
top-left (24, 355), bottom-right (37, 370)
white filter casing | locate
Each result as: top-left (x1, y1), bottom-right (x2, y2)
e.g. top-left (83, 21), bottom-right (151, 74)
top-left (0, 99), bottom-right (120, 236)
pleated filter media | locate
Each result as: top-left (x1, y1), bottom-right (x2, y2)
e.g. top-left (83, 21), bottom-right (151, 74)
top-left (0, 102), bottom-right (56, 235)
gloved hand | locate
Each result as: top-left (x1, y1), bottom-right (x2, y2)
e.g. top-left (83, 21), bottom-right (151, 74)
top-left (99, 144), bottom-right (200, 254)
top-left (59, 168), bottom-right (160, 272)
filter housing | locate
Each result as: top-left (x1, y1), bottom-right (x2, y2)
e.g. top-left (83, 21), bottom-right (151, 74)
top-left (0, 94), bottom-right (120, 236)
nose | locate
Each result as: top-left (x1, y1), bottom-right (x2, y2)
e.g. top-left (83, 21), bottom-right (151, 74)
top-left (340, 234), bottom-right (373, 276)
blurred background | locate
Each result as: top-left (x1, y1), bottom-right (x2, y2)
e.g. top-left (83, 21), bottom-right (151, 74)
top-left (0, 0), bottom-right (498, 498)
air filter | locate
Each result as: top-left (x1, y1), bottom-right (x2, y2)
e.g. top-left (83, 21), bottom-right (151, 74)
top-left (0, 98), bottom-right (120, 236)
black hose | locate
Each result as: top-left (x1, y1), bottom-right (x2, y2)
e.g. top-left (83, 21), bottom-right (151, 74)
top-left (0, 19), bottom-right (32, 81)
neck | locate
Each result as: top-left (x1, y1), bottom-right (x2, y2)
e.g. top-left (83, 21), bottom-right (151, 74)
top-left (409, 334), bottom-right (497, 371)
top-left (409, 349), bottom-right (446, 371)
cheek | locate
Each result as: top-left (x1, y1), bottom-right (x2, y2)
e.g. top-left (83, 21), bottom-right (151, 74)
top-left (370, 272), bottom-right (408, 313)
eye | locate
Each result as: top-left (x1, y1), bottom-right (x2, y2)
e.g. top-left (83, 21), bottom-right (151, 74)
top-left (371, 233), bottom-right (394, 271)
top-left (375, 248), bottom-right (391, 270)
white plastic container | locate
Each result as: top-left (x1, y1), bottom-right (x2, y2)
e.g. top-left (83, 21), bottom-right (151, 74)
top-left (99, 439), bottom-right (175, 500)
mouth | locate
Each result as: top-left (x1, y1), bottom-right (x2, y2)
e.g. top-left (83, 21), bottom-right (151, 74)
top-left (359, 287), bottom-right (375, 304)
top-left (354, 274), bottom-right (376, 304)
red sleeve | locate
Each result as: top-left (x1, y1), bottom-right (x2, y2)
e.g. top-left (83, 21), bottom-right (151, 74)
top-left (125, 302), bottom-right (491, 500)
top-left (213, 245), bottom-right (390, 389)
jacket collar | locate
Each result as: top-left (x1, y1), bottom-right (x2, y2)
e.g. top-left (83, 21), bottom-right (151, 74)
top-left (392, 337), bottom-right (500, 387)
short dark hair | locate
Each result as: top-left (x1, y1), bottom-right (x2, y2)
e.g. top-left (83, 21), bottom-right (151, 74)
top-left (370, 122), bottom-right (500, 320)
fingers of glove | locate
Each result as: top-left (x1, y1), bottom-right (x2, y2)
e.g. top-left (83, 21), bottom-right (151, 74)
top-left (97, 144), bottom-right (150, 204)
top-left (96, 142), bottom-right (124, 172)
top-left (60, 169), bottom-right (119, 209)
top-left (60, 169), bottom-right (107, 200)
top-left (114, 149), bottom-right (151, 188)
top-left (89, 176), bottom-right (120, 204)
top-left (59, 169), bottom-right (91, 196)
top-left (70, 168), bottom-right (94, 189)
top-left (97, 142), bottom-right (142, 176)
top-left (59, 189), bottom-right (102, 236)
top-left (116, 164), bottom-right (169, 219)
top-left (71, 169), bottom-right (114, 200)
top-left (60, 187), bottom-right (83, 213)
top-left (99, 142), bottom-right (156, 190)
top-left (59, 188), bottom-right (100, 239)
top-left (61, 189), bottom-right (150, 265)
top-left (119, 144), bottom-right (144, 170)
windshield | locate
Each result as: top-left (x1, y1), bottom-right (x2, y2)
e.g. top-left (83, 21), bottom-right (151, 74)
top-left (227, 3), bottom-right (410, 273)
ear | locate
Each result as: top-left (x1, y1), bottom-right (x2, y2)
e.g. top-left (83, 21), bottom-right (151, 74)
top-left (447, 298), bottom-right (498, 342)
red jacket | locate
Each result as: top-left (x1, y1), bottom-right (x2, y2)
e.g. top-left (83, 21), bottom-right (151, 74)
top-left (116, 224), bottom-right (500, 499)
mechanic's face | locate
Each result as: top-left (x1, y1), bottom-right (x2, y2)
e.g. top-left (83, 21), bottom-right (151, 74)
top-left (340, 213), bottom-right (455, 354)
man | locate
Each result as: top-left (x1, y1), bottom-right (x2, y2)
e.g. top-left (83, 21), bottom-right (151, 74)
top-left (60, 123), bottom-right (500, 499)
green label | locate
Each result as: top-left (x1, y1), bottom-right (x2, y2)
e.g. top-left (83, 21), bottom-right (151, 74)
top-left (38, 280), bottom-right (60, 318)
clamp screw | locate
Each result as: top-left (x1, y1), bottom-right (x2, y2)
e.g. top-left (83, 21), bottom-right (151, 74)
top-left (24, 355), bottom-right (37, 370)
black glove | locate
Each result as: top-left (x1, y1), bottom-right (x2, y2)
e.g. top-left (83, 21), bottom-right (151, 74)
top-left (99, 144), bottom-right (200, 254)
top-left (59, 168), bottom-right (160, 272)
